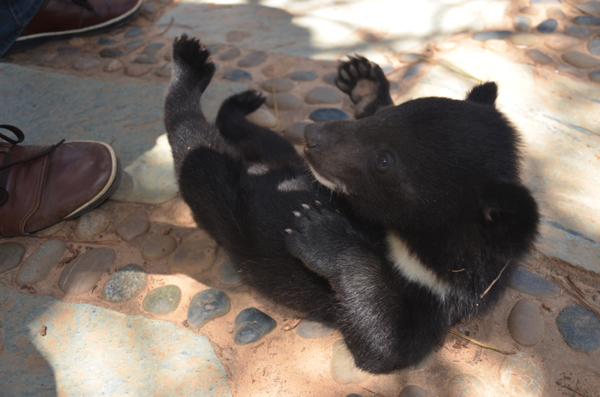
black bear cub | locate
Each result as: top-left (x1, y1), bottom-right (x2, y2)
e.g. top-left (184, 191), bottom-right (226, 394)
top-left (164, 35), bottom-right (539, 374)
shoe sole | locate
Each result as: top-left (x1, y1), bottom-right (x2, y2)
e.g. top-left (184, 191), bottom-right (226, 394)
top-left (63, 141), bottom-right (121, 221)
top-left (7, 0), bottom-right (143, 54)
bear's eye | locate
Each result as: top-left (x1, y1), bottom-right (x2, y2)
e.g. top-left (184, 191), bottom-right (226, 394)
top-left (375, 153), bottom-right (392, 172)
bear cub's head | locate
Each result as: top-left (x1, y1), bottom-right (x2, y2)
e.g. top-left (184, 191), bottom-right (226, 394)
top-left (304, 83), bottom-right (538, 255)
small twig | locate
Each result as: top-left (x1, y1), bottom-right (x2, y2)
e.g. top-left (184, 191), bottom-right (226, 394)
top-left (27, 234), bottom-right (120, 246)
top-left (362, 387), bottom-right (388, 397)
top-left (480, 260), bottom-right (510, 298)
top-left (567, 275), bottom-right (586, 300)
top-left (419, 56), bottom-right (482, 83)
top-left (557, 382), bottom-right (592, 397)
top-left (553, 278), bottom-right (600, 321)
top-left (451, 268), bottom-right (465, 273)
top-left (448, 329), bottom-right (515, 355)
top-left (252, 342), bottom-right (265, 353)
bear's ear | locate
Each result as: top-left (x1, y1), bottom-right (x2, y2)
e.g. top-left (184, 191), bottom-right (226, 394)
top-left (466, 82), bottom-right (498, 107)
top-left (479, 180), bottom-right (539, 249)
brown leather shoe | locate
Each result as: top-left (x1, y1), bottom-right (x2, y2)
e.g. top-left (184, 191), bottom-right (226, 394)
top-left (7, 0), bottom-right (143, 54)
top-left (0, 125), bottom-right (121, 236)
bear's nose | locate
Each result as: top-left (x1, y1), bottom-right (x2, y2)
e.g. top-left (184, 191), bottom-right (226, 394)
top-left (304, 123), bottom-right (322, 149)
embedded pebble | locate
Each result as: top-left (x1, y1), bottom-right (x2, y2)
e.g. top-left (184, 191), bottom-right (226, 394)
top-left (206, 44), bottom-right (220, 55)
top-left (508, 268), bottom-right (558, 296)
top-left (58, 248), bottom-right (115, 296)
top-left (508, 299), bottom-right (544, 346)
top-left (187, 289), bottom-right (231, 329)
top-left (261, 77), bottom-right (294, 93)
top-left (135, 55), bottom-right (158, 64)
top-left (25, 48), bottom-right (46, 57)
top-left (155, 64), bottom-right (172, 78)
top-left (219, 47), bottom-right (241, 60)
top-left (0, 243), bottom-right (25, 274)
top-left (99, 49), bottom-right (122, 58)
top-left (125, 37), bottom-right (145, 52)
top-left (290, 70), bottom-right (318, 81)
top-left (172, 231), bottom-right (217, 275)
top-left (579, 0), bottom-right (600, 13)
top-left (36, 221), bottom-right (65, 237)
top-left (115, 209), bottom-right (149, 241)
top-left (566, 23), bottom-right (589, 37)
top-left (447, 374), bottom-right (485, 397)
top-left (472, 31), bottom-right (512, 41)
top-left (125, 64), bottom-right (152, 77)
top-left (105, 59), bottom-right (124, 72)
top-left (58, 46), bottom-right (79, 54)
top-left (238, 51), bottom-right (267, 67)
top-left (173, 200), bottom-right (195, 225)
top-left (261, 58), bottom-right (295, 77)
top-left (305, 86), bottom-right (341, 104)
top-left (322, 71), bottom-right (337, 85)
top-left (525, 49), bottom-right (553, 64)
top-left (125, 27), bottom-right (144, 37)
top-left (556, 304), bottom-right (600, 353)
top-left (346, 395), bottom-right (363, 397)
top-left (265, 93), bottom-right (302, 110)
top-left (101, 264), bottom-right (147, 303)
top-left (223, 69), bottom-right (252, 81)
top-left (544, 35), bottom-right (580, 50)
top-left (142, 285), bottom-right (182, 316)
top-left (546, 6), bottom-right (565, 19)
top-left (537, 19), bottom-right (557, 33)
top-left (296, 320), bottom-right (334, 339)
top-left (75, 209), bottom-right (110, 240)
top-left (234, 307), bottom-right (277, 344)
top-left (399, 385), bottom-right (430, 397)
top-left (510, 33), bottom-right (540, 46)
top-left (590, 70), bottom-right (600, 83)
top-left (500, 353), bottom-right (544, 397)
top-left (521, 5), bottom-right (540, 15)
top-left (15, 240), bottom-right (67, 286)
top-left (73, 58), bottom-right (100, 70)
top-left (144, 42), bottom-right (165, 57)
top-left (285, 121), bottom-right (312, 144)
top-left (574, 16), bottom-right (600, 26)
top-left (562, 50), bottom-right (600, 68)
top-left (141, 234), bottom-right (178, 261)
top-left (483, 39), bottom-right (509, 52)
top-left (246, 108), bottom-right (277, 128)
top-left (588, 38), bottom-right (600, 55)
top-left (331, 339), bottom-right (370, 384)
top-left (403, 63), bottom-right (423, 79)
top-left (98, 37), bottom-right (116, 45)
top-left (513, 16), bottom-right (532, 31)
top-left (218, 260), bottom-right (242, 285)
top-left (309, 108), bottom-right (350, 122)
top-left (226, 31), bottom-right (250, 42)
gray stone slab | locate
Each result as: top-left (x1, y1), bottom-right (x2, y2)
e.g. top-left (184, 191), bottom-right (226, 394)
top-left (0, 284), bottom-right (231, 396)
top-left (0, 64), bottom-right (247, 205)
top-left (395, 51), bottom-right (600, 274)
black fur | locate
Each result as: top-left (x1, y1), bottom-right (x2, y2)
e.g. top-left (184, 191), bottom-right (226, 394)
top-left (164, 35), bottom-right (539, 374)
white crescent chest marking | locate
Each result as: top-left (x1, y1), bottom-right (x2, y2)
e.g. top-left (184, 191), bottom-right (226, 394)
top-left (386, 232), bottom-right (452, 300)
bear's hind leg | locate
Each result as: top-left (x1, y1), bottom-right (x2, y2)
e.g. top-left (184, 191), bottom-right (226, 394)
top-left (216, 90), bottom-right (297, 162)
top-left (164, 35), bottom-right (220, 167)
top-left (336, 56), bottom-right (394, 119)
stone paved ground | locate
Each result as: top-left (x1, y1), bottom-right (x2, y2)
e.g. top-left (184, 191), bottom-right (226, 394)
top-left (1, 0), bottom-right (600, 396)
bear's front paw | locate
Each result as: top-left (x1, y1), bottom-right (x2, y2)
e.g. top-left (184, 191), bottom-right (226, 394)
top-left (335, 56), bottom-right (393, 119)
top-left (285, 201), bottom-right (354, 279)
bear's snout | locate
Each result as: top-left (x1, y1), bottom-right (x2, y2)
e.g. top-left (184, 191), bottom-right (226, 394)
top-left (304, 123), bottom-right (324, 149)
